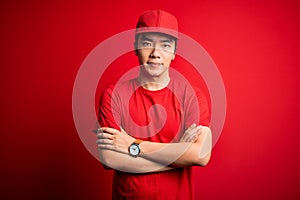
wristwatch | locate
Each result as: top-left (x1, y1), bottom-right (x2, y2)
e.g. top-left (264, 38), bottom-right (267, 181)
top-left (128, 139), bottom-right (143, 157)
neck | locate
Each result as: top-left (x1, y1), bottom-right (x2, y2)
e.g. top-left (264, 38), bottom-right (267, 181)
top-left (137, 74), bottom-right (170, 91)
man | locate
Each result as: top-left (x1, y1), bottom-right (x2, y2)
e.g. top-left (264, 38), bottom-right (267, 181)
top-left (97, 10), bottom-right (212, 199)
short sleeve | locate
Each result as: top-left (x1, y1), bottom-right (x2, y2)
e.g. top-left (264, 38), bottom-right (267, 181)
top-left (98, 86), bottom-right (121, 131)
top-left (184, 86), bottom-right (211, 128)
top-left (195, 87), bottom-right (211, 127)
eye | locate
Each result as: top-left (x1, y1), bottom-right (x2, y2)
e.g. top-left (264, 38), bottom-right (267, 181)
top-left (142, 41), bottom-right (152, 47)
top-left (162, 43), bottom-right (171, 48)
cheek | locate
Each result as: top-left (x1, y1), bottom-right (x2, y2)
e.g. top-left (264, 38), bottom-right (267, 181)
top-left (138, 55), bottom-right (148, 64)
top-left (164, 54), bottom-right (174, 65)
top-left (137, 50), bottom-right (149, 63)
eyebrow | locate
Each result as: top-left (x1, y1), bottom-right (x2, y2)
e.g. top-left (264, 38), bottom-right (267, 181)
top-left (140, 35), bottom-right (153, 42)
top-left (140, 35), bottom-right (173, 43)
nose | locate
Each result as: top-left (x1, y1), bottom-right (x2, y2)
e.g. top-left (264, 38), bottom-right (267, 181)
top-left (149, 45), bottom-right (161, 59)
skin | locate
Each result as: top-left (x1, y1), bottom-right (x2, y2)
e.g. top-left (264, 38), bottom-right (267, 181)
top-left (96, 32), bottom-right (212, 173)
top-left (136, 33), bottom-right (175, 90)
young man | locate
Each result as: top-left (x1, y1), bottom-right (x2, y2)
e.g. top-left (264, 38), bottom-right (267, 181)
top-left (97, 10), bottom-right (212, 199)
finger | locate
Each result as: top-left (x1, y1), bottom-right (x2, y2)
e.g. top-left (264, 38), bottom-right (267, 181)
top-left (185, 123), bottom-right (196, 133)
top-left (185, 133), bottom-right (196, 142)
top-left (96, 138), bottom-right (114, 145)
top-left (96, 132), bottom-right (116, 139)
top-left (93, 128), bottom-right (104, 134)
top-left (193, 125), bottom-right (202, 135)
top-left (180, 125), bottom-right (195, 142)
top-left (180, 133), bottom-right (187, 142)
top-left (97, 144), bottom-right (114, 150)
top-left (185, 126), bottom-right (202, 142)
top-left (181, 133), bottom-right (190, 142)
top-left (98, 127), bottom-right (120, 135)
top-left (191, 126), bottom-right (203, 142)
top-left (185, 128), bottom-right (199, 142)
top-left (196, 125), bottom-right (203, 135)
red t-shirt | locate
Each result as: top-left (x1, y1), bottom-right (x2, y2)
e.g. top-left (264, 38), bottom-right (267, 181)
top-left (98, 78), bottom-right (210, 199)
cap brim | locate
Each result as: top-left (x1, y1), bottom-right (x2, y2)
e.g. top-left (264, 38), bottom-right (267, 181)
top-left (135, 27), bottom-right (178, 39)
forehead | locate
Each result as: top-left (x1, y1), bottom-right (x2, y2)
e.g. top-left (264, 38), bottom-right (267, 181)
top-left (137, 32), bottom-right (175, 42)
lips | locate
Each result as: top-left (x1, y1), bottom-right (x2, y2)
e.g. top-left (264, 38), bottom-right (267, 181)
top-left (147, 62), bottom-right (162, 67)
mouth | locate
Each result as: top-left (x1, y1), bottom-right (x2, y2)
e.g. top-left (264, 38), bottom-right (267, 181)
top-left (147, 62), bottom-right (162, 67)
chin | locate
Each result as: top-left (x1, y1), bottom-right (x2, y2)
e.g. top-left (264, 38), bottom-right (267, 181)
top-left (149, 73), bottom-right (161, 77)
top-left (144, 67), bottom-right (166, 77)
top-left (147, 70), bottom-right (164, 77)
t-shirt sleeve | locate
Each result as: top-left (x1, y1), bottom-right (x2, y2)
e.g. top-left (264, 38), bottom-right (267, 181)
top-left (98, 86), bottom-right (121, 131)
top-left (184, 87), bottom-right (211, 128)
top-left (196, 88), bottom-right (211, 127)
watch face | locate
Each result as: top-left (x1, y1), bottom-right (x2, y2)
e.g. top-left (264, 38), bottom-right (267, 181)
top-left (129, 144), bottom-right (140, 157)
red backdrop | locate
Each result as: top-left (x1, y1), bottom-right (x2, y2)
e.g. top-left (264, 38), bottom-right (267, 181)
top-left (1, 0), bottom-right (299, 199)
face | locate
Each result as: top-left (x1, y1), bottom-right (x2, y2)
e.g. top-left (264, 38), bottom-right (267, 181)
top-left (135, 33), bottom-right (176, 78)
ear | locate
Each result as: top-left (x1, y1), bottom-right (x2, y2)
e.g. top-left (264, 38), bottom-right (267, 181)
top-left (172, 54), bottom-right (175, 61)
top-left (134, 41), bottom-right (138, 56)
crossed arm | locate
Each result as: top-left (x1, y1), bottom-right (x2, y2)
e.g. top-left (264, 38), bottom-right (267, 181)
top-left (96, 124), bottom-right (212, 173)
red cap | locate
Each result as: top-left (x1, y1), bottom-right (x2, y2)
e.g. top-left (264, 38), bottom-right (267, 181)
top-left (136, 10), bottom-right (178, 39)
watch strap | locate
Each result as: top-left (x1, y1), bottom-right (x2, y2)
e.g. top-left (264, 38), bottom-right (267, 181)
top-left (131, 139), bottom-right (143, 156)
top-left (134, 139), bottom-right (143, 145)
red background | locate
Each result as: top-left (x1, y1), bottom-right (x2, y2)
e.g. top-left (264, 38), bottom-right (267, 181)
top-left (1, 0), bottom-right (300, 199)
